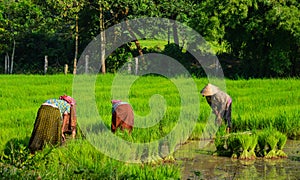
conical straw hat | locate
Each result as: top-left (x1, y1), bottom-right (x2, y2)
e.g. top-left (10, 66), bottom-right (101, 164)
top-left (200, 83), bottom-right (220, 96)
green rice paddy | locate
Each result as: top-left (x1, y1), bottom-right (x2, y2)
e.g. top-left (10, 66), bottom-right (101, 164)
top-left (0, 74), bottom-right (299, 178)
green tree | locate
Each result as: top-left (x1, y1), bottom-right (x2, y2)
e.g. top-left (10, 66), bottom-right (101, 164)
top-left (0, 0), bottom-right (44, 73)
top-left (221, 0), bottom-right (300, 77)
top-left (43, 0), bottom-right (85, 74)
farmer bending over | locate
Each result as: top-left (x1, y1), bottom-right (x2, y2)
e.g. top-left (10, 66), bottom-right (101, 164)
top-left (111, 100), bottom-right (134, 134)
top-left (28, 95), bottom-right (77, 153)
top-left (201, 84), bottom-right (232, 133)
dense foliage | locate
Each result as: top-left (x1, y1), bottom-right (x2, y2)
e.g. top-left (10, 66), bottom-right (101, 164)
top-left (0, 0), bottom-right (299, 77)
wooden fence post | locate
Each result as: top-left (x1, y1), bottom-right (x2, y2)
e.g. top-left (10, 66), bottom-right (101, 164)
top-left (44, 55), bottom-right (48, 75)
top-left (128, 57), bottom-right (132, 74)
top-left (135, 57), bottom-right (138, 75)
top-left (85, 55), bottom-right (89, 74)
top-left (64, 64), bottom-right (68, 75)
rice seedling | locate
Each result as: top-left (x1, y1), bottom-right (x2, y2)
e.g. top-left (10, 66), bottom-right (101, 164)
top-left (226, 133), bottom-right (240, 159)
top-left (214, 126), bottom-right (227, 152)
top-left (275, 132), bottom-right (288, 158)
top-left (265, 134), bottom-right (279, 159)
top-left (215, 129), bottom-right (286, 160)
top-left (238, 133), bottom-right (252, 160)
top-left (257, 130), bottom-right (269, 157)
top-left (258, 128), bottom-right (288, 159)
top-left (0, 74), bottom-right (299, 178)
top-left (248, 133), bottom-right (258, 159)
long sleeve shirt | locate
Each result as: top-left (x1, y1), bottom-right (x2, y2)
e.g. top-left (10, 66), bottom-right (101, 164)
top-left (206, 91), bottom-right (232, 115)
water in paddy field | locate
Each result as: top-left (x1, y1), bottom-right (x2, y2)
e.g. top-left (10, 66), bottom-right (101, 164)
top-left (174, 140), bottom-right (300, 180)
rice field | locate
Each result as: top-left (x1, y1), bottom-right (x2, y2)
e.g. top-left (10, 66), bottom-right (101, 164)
top-left (0, 74), bottom-right (299, 178)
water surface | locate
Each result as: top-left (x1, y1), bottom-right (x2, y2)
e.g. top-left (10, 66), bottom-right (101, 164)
top-left (174, 140), bottom-right (300, 180)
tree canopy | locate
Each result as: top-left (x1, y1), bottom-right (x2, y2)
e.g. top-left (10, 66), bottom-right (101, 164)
top-left (0, 0), bottom-right (299, 78)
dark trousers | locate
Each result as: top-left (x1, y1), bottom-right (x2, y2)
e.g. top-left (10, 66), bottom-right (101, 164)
top-left (224, 103), bottom-right (232, 128)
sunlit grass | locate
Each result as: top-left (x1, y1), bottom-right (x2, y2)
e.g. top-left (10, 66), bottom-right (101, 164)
top-left (0, 74), bottom-right (299, 178)
top-left (140, 39), bottom-right (168, 49)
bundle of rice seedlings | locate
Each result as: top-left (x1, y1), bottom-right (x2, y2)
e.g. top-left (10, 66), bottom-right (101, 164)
top-left (257, 131), bottom-right (269, 157)
top-left (214, 125), bottom-right (229, 155)
top-left (214, 135), bottom-right (225, 151)
top-left (248, 134), bottom-right (258, 159)
top-left (214, 135), bottom-right (228, 156)
top-left (276, 132), bottom-right (288, 158)
top-left (227, 133), bottom-right (241, 159)
top-left (265, 134), bottom-right (279, 159)
top-left (238, 134), bottom-right (252, 160)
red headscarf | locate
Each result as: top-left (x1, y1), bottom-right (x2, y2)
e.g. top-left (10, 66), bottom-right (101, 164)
top-left (59, 95), bottom-right (76, 106)
top-left (111, 99), bottom-right (122, 105)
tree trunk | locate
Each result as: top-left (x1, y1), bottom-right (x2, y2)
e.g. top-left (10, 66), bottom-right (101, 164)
top-left (173, 21), bottom-right (179, 45)
top-left (100, 2), bottom-right (106, 74)
top-left (10, 40), bottom-right (15, 74)
top-left (125, 19), bottom-right (145, 66)
top-left (168, 25), bottom-right (170, 45)
top-left (5, 54), bottom-right (9, 74)
top-left (44, 55), bottom-right (48, 75)
top-left (73, 14), bottom-right (79, 75)
top-left (6, 53), bottom-right (10, 74)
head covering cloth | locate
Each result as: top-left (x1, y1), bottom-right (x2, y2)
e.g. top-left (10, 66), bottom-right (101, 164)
top-left (59, 95), bottom-right (76, 106)
top-left (112, 99), bottom-right (122, 105)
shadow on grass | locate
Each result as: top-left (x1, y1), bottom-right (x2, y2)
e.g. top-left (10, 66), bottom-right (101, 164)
top-left (0, 137), bottom-right (40, 178)
top-left (1, 137), bottom-right (32, 167)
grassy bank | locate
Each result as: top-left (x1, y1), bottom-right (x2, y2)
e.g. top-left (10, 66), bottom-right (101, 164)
top-left (0, 74), bottom-right (299, 178)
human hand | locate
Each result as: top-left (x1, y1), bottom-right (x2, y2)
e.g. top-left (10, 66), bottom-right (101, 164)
top-left (62, 133), bottom-right (66, 142)
top-left (213, 109), bottom-right (219, 116)
top-left (72, 130), bottom-right (76, 139)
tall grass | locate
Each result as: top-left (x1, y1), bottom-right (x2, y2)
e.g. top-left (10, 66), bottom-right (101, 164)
top-left (226, 78), bottom-right (300, 138)
top-left (0, 74), bottom-right (299, 178)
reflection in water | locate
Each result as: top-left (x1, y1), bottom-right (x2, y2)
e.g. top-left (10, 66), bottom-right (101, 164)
top-left (174, 140), bottom-right (300, 180)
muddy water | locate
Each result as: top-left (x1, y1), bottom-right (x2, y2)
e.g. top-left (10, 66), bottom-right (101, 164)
top-left (174, 140), bottom-right (300, 180)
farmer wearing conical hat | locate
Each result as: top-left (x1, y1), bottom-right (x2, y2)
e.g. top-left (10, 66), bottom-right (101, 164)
top-left (28, 95), bottom-right (77, 153)
top-left (111, 100), bottom-right (134, 134)
top-left (201, 84), bottom-right (232, 133)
